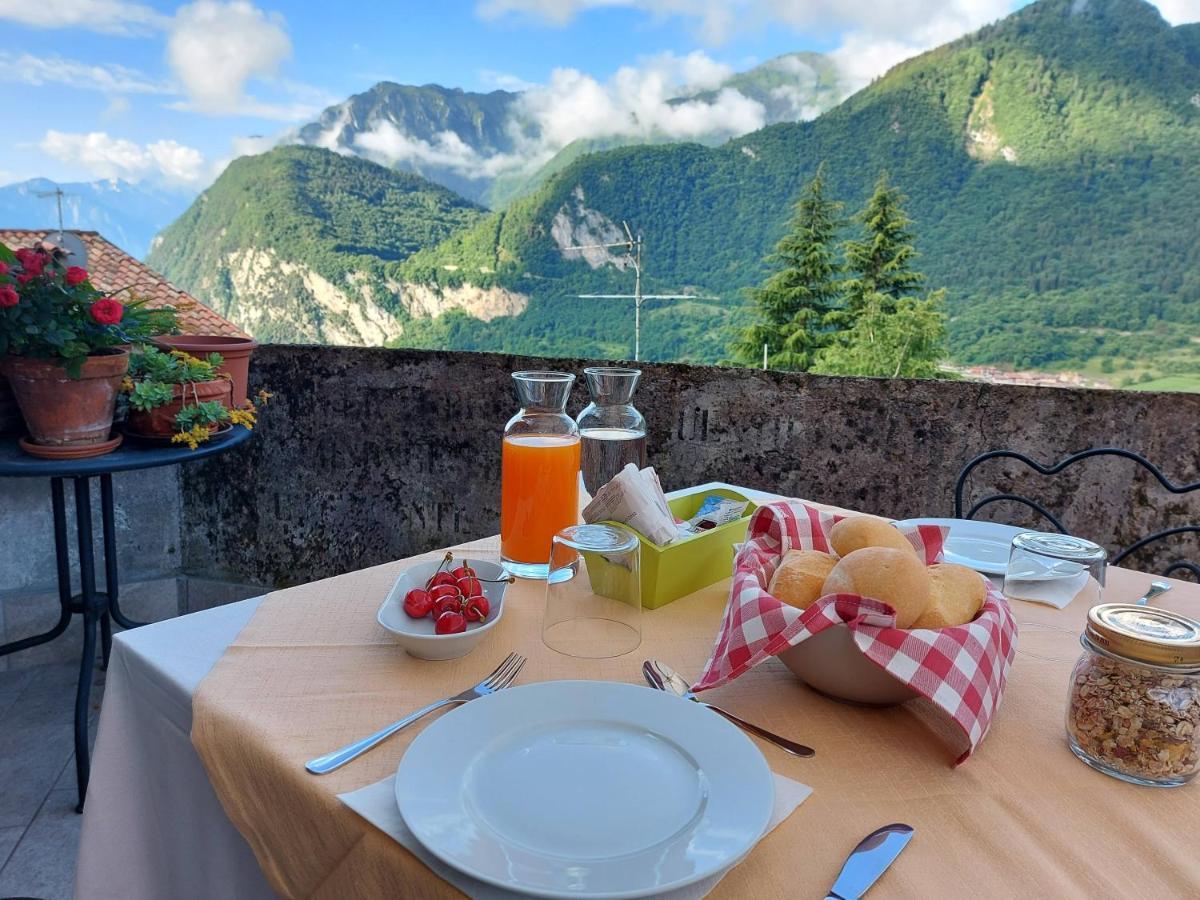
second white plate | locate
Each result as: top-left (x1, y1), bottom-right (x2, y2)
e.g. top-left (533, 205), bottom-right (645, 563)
top-left (896, 517), bottom-right (1028, 575)
top-left (395, 680), bottom-right (774, 899)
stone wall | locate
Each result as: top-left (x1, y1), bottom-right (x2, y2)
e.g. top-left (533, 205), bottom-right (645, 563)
top-left (181, 345), bottom-right (1200, 586)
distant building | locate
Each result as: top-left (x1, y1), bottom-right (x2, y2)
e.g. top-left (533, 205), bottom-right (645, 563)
top-left (0, 228), bottom-right (246, 337)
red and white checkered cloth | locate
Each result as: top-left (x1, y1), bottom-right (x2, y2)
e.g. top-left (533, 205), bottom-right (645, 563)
top-left (694, 500), bottom-right (1018, 763)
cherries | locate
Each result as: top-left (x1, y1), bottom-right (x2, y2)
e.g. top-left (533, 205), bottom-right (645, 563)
top-left (401, 552), bottom-right (509, 636)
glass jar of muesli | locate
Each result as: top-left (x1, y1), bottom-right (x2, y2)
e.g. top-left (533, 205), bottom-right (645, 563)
top-left (1066, 603), bottom-right (1200, 787)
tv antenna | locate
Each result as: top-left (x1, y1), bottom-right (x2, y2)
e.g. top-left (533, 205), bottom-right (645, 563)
top-left (563, 222), bottom-right (715, 361)
top-left (34, 186), bottom-right (87, 266)
top-left (35, 186), bottom-right (71, 243)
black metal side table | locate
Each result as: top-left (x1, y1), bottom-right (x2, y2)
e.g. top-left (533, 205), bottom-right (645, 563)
top-left (0, 427), bottom-right (251, 811)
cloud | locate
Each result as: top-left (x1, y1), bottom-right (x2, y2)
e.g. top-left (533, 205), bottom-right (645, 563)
top-left (166, 0), bottom-right (294, 116)
top-left (477, 1), bottom-right (1016, 84)
top-left (39, 130), bottom-right (206, 186)
top-left (0, 0), bottom-right (168, 35)
top-left (349, 50), bottom-right (759, 185)
top-left (1153, 0), bottom-right (1200, 24)
top-left (479, 69), bottom-right (537, 92)
top-left (0, 52), bottom-right (169, 94)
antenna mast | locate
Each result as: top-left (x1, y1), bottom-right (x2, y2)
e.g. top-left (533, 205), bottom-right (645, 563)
top-left (35, 186), bottom-right (69, 243)
top-left (562, 222), bottom-right (715, 362)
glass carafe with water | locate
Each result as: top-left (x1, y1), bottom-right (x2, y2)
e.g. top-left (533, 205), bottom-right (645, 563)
top-left (576, 367), bottom-right (647, 494)
top-left (501, 371), bottom-right (580, 579)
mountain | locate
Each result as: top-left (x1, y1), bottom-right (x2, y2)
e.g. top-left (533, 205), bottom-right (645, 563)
top-left (681, 51), bottom-right (845, 121)
top-left (392, 0), bottom-right (1200, 371)
top-left (293, 54), bottom-right (846, 210)
top-left (296, 83), bottom-right (524, 206)
top-left (147, 146), bottom-right (517, 345)
top-left (0, 178), bottom-right (193, 258)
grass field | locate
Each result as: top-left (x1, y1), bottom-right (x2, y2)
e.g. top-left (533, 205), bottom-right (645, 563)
top-left (1127, 374), bottom-right (1200, 393)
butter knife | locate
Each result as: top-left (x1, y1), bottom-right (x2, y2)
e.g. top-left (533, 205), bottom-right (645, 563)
top-left (826, 823), bottom-right (914, 899)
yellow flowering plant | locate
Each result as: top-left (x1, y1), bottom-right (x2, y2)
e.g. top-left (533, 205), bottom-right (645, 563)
top-left (122, 346), bottom-right (270, 449)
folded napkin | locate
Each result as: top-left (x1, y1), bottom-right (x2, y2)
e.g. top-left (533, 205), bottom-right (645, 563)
top-left (1002, 570), bottom-right (1092, 609)
top-left (694, 500), bottom-right (1018, 764)
top-left (340, 771), bottom-right (811, 899)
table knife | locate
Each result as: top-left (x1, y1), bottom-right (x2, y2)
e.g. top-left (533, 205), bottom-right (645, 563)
top-left (825, 823), bottom-right (914, 899)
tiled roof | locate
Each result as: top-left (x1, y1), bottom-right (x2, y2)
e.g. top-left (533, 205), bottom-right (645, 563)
top-left (0, 229), bottom-right (247, 338)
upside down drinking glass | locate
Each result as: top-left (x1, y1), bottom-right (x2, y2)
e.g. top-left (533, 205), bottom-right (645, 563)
top-left (500, 371), bottom-right (581, 579)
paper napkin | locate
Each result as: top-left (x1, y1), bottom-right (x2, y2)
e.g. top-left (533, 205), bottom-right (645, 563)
top-left (340, 771), bottom-right (811, 900)
top-left (1002, 570), bottom-right (1093, 609)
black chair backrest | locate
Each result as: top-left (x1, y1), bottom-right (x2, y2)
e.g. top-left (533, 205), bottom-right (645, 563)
top-left (954, 448), bottom-right (1200, 581)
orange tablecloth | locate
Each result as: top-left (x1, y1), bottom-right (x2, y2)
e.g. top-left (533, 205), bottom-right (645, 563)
top-left (191, 509), bottom-right (1200, 898)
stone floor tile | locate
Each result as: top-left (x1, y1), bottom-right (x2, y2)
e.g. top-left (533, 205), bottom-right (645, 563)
top-left (0, 789), bottom-right (83, 900)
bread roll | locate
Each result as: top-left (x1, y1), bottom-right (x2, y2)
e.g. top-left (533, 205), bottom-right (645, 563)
top-left (829, 516), bottom-right (917, 559)
top-left (822, 547), bottom-right (932, 628)
top-left (912, 563), bottom-right (987, 629)
top-left (768, 550), bottom-right (838, 610)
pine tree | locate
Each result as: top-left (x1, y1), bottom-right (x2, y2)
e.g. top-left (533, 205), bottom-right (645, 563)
top-left (818, 172), bottom-right (949, 378)
top-left (730, 164), bottom-right (843, 371)
top-left (831, 171), bottom-right (926, 328)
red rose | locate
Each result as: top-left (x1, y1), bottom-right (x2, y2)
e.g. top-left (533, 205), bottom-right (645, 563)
top-left (15, 273), bottom-right (32, 285)
top-left (0, 262), bottom-right (8, 275)
top-left (14, 248), bottom-right (36, 266)
top-left (89, 298), bottom-right (124, 325)
top-left (65, 266), bottom-right (88, 286)
top-left (0, 285), bottom-right (17, 307)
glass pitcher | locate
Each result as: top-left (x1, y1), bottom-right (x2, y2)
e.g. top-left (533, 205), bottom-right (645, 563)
top-left (576, 367), bottom-right (647, 494)
top-left (501, 371), bottom-right (580, 579)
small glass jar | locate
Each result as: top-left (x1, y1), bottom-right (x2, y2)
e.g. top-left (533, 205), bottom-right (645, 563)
top-left (1066, 603), bottom-right (1200, 787)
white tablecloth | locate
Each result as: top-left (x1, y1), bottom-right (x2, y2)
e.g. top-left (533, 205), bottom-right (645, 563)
top-left (73, 483), bottom-right (784, 899)
top-left (74, 597), bottom-right (276, 900)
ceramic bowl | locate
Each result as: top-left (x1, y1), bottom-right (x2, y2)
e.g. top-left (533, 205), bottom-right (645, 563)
top-left (777, 624), bottom-right (920, 706)
top-left (378, 558), bottom-right (509, 660)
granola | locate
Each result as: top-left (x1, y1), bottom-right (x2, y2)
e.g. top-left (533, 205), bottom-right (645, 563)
top-left (1067, 652), bottom-right (1200, 783)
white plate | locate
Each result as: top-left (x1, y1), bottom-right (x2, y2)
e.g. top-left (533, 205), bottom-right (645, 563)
top-left (896, 517), bottom-right (1029, 575)
top-left (395, 681), bottom-right (774, 899)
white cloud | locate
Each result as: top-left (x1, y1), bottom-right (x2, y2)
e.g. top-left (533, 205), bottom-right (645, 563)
top-left (479, 69), bottom-right (537, 92)
top-left (1153, 0), bottom-right (1200, 24)
top-left (166, 0), bottom-right (293, 116)
top-left (0, 0), bottom-right (168, 35)
top-left (0, 52), bottom-right (169, 94)
top-left (39, 130), bottom-right (206, 186)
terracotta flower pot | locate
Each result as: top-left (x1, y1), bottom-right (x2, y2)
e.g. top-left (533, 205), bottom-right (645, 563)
top-left (0, 374), bottom-right (20, 437)
top-left (126, 379), bottom-right (233, 438)
top-left (1, 350), bottom-right (129, 448)
top-left (152, 335), bottom-right (257, 407)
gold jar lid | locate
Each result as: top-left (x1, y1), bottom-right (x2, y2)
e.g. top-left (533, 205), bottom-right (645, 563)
top-left (1085, 604), bottom-right (1200, 668)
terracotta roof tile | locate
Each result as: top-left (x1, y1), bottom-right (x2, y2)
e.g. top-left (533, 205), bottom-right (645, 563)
top-left (0, 229), bottom-right (248, 338)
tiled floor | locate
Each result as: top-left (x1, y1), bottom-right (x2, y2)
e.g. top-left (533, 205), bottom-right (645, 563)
top-left (0, 660), bottom-right (103, 900)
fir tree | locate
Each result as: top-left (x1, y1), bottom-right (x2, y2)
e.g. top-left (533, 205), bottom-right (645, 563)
top-left (819, 172), bottom-right (949, 378)
top-left (831, 171), bottom-right (926, 327)
top-left (730, 164), bottom-right (843, 371)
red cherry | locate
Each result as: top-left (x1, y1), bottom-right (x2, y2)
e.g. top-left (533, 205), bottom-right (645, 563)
top-left (433, 595), bottom-right (461, 618)
top-left (456, 576), bottom-right (482, 597)
top-left (464, 594), bottom-right (490, 623)
top-left (428, 571), bottom-right (457, 589)
top-left (435, 610), bottom-right (467, 634)
top-left (402, 588), bottom-right (433, 619)
top-left (451, 565), bottom-right (476, 580)
top-left (429, 584), bottom-right (460, 602)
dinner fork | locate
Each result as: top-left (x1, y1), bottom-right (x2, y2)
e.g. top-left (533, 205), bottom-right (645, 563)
top-left (305, 651), bottom-right (526, 774)
top-left (642, 659), bottom-right (815, 758)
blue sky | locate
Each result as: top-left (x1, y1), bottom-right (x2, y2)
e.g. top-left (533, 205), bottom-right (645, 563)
top-left (0, 0), bottom-right (1194, 192)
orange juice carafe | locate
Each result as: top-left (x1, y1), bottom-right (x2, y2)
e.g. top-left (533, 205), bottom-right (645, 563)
top-left (501, 371), bottom-right (581, 579)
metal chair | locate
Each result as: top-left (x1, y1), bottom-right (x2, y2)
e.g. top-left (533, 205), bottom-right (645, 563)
top-left (954, 448), bottom-right (1200, 580)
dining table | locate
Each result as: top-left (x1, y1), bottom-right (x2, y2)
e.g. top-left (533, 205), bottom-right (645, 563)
top-left (73, 482), bottom-right (1200, 899)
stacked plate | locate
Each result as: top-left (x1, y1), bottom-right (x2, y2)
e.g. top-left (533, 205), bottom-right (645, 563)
top-left (395, 681), bottom-right (774, 898)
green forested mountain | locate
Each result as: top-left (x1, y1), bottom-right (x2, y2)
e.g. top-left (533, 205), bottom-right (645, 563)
top-left (148, 146), bottom-right (488, 344)
top-left (393, 0), bottom-right (1200, 371)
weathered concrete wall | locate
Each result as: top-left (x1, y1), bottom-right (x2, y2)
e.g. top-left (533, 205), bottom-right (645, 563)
top-left (182, 345), bottom-right (1200, 586)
